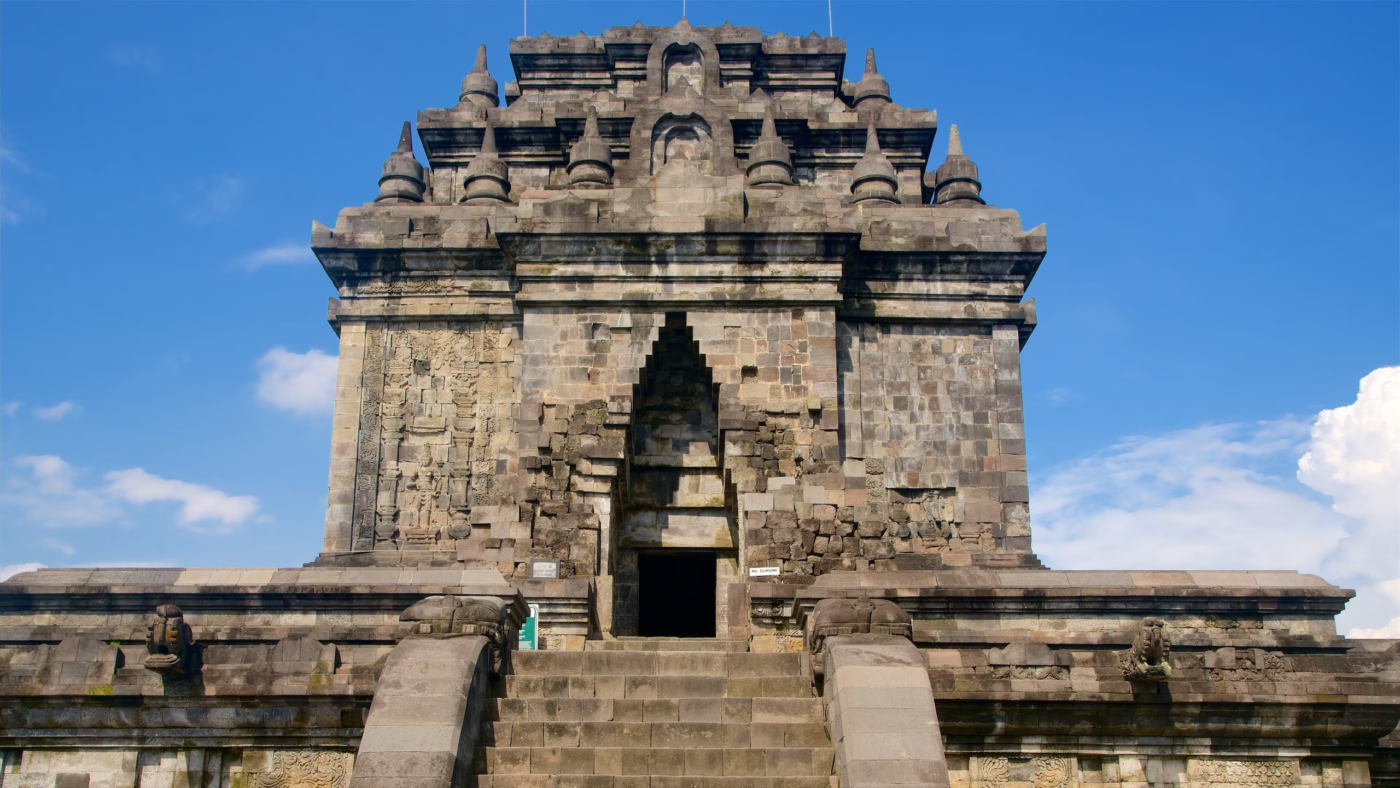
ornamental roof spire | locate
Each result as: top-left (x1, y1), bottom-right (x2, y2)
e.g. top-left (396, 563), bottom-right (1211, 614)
top-left (852, 48), bottom-right (891, 109)
top-left (932, 124), bottom-right (985, 206)
top-left (851, 124), bottom-right (899, 204)
top-left (746, 104), bottom-right (794, 187)
top-left (375, 121), bottom-right (425, 204)
top-left (459, 45), bottom-right (500, 109)
top-left (567, 107), bottom-right (614, 188)
top-left (462, 121), bottom-right (510, 203)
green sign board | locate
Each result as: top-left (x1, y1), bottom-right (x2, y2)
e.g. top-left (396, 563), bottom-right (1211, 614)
top-left (518, 603), bottom-right (540, 651)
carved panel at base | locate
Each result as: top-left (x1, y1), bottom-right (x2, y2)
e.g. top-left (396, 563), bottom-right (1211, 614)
top-left (244, 751), bottom-right (354, 788)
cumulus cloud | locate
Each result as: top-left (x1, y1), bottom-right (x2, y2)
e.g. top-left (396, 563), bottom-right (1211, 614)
top-left (242, 242), bottom-right (316, 269)
top-left (34, 401), bottom-right (75, 420)
top-left (1034, 366), bottom-right (1400, 636)
top-left (1, 455), bottom-right (258, 533)
top-left (105, 468), bottom-right (257, 532)
top-left (0, 563), bottom-right (45, 583)
top-left (1296, 367), bottom-right (1400, 638)
top-left (256, 347), bottom-right (338, 416)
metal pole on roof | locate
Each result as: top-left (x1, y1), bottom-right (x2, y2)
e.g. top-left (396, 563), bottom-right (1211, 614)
top-left (828, 0), bottom-right (833, 36)
top-left (524, 0), bottom-right (527, 37)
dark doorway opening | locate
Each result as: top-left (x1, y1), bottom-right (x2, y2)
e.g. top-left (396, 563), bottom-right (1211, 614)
top-left (638, 551), bottom-right (716, 638)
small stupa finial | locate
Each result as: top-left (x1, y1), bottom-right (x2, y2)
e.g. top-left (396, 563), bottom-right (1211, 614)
top-left (746, 104), bottom-right (794, 188)
top-left (568, 106), bottom-right (614, 188)
top-left (851, 124), bottom-right (898, 204)
top-left (480, 120), bottom-right (498, 155)
top-left (458, 44), bottom-right (500, 109)
top-left (931, 124), bottom-right (985, 207)
top-left (853, 48), bottom-right (891, 108)
top-left (462, 120), bottom-right (510, 203)
top-left (376, 121), bottom-right (425, 203)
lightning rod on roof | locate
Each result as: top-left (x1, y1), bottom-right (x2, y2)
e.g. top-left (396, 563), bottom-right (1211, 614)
top-left (828, 0), bottom-right (833, 36)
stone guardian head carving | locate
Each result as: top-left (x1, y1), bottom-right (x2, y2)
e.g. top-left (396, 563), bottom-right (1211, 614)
top-left (145, 604), bottom-right (196, 677)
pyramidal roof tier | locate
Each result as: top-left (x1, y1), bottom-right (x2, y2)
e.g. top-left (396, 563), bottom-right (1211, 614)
top-left (318, 19), bottom-right (1045, 303)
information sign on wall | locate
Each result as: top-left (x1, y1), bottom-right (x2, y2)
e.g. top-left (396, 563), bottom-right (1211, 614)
top-left (530, 559), bottom-right (561, 580)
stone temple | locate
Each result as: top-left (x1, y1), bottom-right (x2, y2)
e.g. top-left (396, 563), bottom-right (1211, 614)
top-left (2, 20), bottom-right (1397, 788)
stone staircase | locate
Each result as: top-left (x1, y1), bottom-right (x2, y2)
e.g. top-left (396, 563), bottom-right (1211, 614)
top-left (471, 638), bottom-right (834, 787)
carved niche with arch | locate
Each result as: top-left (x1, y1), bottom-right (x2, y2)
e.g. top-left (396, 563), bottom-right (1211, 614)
top-left (663, 43), bottom-right (704, 93)
top-left (651, 114), bottom-right (714, 174)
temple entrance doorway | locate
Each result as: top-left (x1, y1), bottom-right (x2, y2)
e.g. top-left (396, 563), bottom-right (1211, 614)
top-left (612, 313), bottom-right (738, 638)
top-left (638, 551), bottom-right (717, 638)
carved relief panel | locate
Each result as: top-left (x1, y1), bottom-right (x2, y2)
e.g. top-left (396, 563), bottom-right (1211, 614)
top-left (353, 322), bottom-right (520, 552)
top-left (972, 757), bottom-right (1076, 788)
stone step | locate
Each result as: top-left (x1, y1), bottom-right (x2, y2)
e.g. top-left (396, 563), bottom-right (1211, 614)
top-left (488, 698), bottom-right (823, 724)
top-left (510, 651), bottom-right (802, 679)
top-left (475, 746), bottom-right (834, 778)
top-left (501, 675), bottom-right (814, 700)
top-left (484, 721), bottom-right (831, 749)
top-left (584, 638), bottom-right (750, 652)
top-left (470, 776), bottom-right (832, 788)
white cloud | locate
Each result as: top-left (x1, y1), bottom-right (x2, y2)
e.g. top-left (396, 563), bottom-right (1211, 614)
top-left (106, 45), bottom-right (160, 72)
top-left (1033, 366), bottom-right (1400, 635)
top-left (1297, 367), bottom-right (1400, 599)
top-left (42, 539), bottom-right (75, 556)
top-left (34, 401), bottom-right (75, 420)
top-left (242, 242), bottom-right (316, 269)
top-left (3, 402), bottom-right (20, 417)
top-left (255, 347), bottom-right (338, 416)
top-left (105, 468), bottom-right (258, 533)
top-left (180, 175), bottom-right (245, 223)
top-left (1033, 419), bottom-right (1347, 572)
top-left (1349, 618), bottom-right (1400, 639)
top-left (0, 563), bottom-right (45, 583)
top-left (0, 136), bottom-right (39, 225)
top-left (4, 455), bottom-right (125, 527)
top-left (1, 455), bottom-right (257, 534)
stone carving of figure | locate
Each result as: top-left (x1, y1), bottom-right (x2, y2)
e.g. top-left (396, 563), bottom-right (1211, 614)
top-left (398, 468), bottom-right (424, 533)
top-left (400, 465), bottom-right (444, 546)
top-left (1122, 616), bottom-right (1171, 681)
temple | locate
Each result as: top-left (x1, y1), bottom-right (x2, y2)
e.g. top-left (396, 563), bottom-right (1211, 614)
top-left (2, 21), bottom-right (1396, 788)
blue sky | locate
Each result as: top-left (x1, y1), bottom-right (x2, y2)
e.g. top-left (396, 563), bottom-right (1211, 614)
top-left (2, 2), bottom-right (1397, 632)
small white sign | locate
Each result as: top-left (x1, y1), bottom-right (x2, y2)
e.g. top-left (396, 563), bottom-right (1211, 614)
top-left (749, 566), bottom-right (781, 577)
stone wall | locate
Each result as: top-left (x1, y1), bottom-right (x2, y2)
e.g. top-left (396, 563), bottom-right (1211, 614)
top-left (0, 749), bottom-right (357, 788)
top-left (320, 306), bottom-right (1037, 600)
top-left (950, 757), bottom-right (1370, 788)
